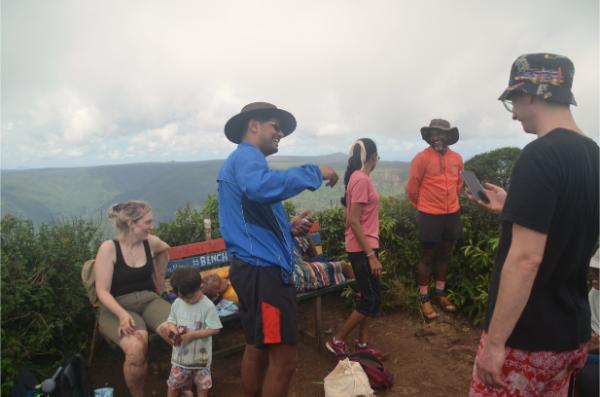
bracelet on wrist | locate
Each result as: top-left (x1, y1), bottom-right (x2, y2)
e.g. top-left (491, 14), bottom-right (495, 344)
top-left (366, 251), bottom-right (375, 257)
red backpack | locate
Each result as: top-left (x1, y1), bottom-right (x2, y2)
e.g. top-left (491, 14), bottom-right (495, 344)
top-left (344, 350), bottom-right (394, 390)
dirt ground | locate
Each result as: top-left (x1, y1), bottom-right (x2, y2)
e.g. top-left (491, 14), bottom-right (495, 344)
top-left (90, 294), bottom-right (482, 396)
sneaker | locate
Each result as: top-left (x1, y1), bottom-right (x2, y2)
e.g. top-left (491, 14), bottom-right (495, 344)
top-left (434, 295), bottom-right (457, 312)
top-left (354, 343), bottom-right (389, 361)
top-left (326, 337), bottom-right (349, 356)
top-left (420, 300), bottom-right (439, 320)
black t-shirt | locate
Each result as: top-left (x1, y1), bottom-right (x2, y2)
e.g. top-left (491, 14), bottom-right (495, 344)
top-left (484, 129), bottom-right (599, 351)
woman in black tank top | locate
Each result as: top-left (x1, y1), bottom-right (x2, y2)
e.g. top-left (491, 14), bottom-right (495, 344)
top-left (94, 200), bottom-right (171, 397)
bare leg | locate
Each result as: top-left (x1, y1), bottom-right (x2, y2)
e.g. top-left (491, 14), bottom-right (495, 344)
top-left (240, 344), bottom-right (268, 397)
top-left (167, 387), bottom-right (180, 397)
top-left (261, 344), bottom-right (298, 397)
top-left (357, 316), bottom-right (370, 345)
top-left (335, 310), bottom-right (366, 341)
top-left (119, 331), bottom-right (148, 397)
top-left (196, 389), bottom-right (208, 397)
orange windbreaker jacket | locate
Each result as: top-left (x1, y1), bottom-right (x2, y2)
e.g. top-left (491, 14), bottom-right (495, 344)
top-left (406, 147), bottom-right (464, 215)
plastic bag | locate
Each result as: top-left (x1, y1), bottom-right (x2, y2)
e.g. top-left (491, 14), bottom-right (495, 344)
top-left (324, 358), bottom-right (375, 397)
top-left (94, 387), bottom-right (114, 397)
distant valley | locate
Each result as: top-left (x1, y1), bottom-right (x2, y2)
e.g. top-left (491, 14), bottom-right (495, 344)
top-left (1, 154), bottom-right (411, 225)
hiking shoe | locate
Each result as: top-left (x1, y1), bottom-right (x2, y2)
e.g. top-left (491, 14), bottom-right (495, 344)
top-left (420, 300), bottom-right (439, 320)
top-left (434, 295), bottom-right (457, 312)
top-left (354, 343), bottom-right (389, 361)
top-left (326, 337), bottom-right (349, 356)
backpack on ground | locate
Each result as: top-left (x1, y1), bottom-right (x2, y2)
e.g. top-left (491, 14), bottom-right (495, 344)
top-left (346, 350), bottom-right (394, 390)
top-left (10, 355), bottom-right (92, 397)
top-left (54, 354), bottom-right (93, 397)
top-left (80, 259), bottom-right (98, 306)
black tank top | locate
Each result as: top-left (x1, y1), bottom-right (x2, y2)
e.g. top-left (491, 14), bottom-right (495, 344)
top-left (110, 239), bottom-right (156, 297)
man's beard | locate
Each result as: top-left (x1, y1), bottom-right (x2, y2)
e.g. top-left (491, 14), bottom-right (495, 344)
top-left (432, 141), bottom-right (447, 153)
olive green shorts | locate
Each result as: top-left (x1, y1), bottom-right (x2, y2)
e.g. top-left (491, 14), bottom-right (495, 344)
top-left (98, 290), bottom-right (171, 345)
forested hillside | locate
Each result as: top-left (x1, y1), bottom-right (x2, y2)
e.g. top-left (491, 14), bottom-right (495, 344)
top-left (1, 154), bottom-right (411, 224)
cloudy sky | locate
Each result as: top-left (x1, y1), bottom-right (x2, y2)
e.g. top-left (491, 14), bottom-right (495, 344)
top-left (2, 0), bottom-right (598, 169)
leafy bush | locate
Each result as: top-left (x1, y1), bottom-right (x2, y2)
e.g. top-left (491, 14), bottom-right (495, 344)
top-left (315, 208), bottom-right (346, 259)
top-left (464, 147), bottom-right (521, 188)
top-left (1, 215), bottom-right (101, 395)
top-left (283, 200), bottom-right (297, 217)
top-left (154, 194), bottom-right (220, 246)
top-left (448, 237), bottom-right (498, 325)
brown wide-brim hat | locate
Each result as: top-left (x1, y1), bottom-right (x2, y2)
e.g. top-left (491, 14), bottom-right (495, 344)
top-left (224, 102), bottom-right (297, 144)
top-left (420, 118), bottom-right (459, 145)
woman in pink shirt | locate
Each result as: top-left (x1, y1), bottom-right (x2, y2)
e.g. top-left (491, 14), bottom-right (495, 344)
top-left (326, 138), bottom-right (386, 358)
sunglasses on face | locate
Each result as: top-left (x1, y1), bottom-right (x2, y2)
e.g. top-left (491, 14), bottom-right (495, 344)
top-left (266, 122), bottom-right (282, 132)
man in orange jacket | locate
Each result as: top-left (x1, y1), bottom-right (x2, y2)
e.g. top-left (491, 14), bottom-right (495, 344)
top-left (406, 118), bottom-right (464, 320)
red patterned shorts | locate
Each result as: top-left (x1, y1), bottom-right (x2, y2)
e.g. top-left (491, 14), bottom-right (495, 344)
top-left (167, 365), bottom-right (212, 391)
top-left (469, 333), bottom-right (587, 396)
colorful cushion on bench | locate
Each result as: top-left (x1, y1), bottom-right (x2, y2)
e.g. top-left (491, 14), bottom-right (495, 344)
top-left (305, 261), bottom-right (330, 288)
top-left (293, 253), bottom-right (316, 292)
top-left (294, 260), bottom-right (347, 292)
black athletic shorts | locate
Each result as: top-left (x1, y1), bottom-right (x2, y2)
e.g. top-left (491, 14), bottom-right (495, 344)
top-left (417, 211), bottom-right (462, 243)
top-left (229, 258), bottom-right (298, 347)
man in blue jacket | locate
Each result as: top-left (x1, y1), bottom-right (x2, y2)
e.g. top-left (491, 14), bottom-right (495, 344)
top-left (218, 102), bottom-right (338, 397)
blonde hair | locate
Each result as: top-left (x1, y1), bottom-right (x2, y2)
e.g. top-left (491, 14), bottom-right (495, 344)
top-left (107, 200), bottom-right (151, 233)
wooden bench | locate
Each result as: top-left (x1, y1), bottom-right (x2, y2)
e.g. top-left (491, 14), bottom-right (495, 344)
top-left (166, 224), bottom-right (354, 354)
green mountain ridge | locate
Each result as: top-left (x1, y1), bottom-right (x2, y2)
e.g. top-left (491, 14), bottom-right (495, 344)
top-left (1, 154), bottom-right (411, 224)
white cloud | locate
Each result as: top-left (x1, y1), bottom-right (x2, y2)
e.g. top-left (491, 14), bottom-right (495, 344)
top-left (1, 0), bottom-right (598, 169)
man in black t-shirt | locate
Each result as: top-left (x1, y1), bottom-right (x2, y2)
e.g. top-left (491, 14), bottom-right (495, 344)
top-left (468, 53), bottom-right (599, 396)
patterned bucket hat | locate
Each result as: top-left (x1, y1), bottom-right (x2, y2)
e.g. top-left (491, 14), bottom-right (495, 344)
top-left (498, 53), bottom-right (576, 105)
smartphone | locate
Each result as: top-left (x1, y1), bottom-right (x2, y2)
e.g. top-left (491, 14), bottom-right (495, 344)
top-left (461, 170), bottom-right (490, 204)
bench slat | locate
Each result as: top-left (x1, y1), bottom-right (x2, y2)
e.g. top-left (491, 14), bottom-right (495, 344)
top-left (168, 239), bottom-right (227, 260)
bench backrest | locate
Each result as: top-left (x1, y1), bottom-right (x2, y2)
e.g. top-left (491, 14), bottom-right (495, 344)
top-left (166, 222), bottom-right (321, 275)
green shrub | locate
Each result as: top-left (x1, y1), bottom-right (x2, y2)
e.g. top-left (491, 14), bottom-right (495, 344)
top-left (154, 194), bottom-right (220, 246)
top-left (315, 207), bottom-right (346, 259)
top-left (448, 236), bottom-right (498, 325)
top-left (464, 147), bottom-right (521, 188)
top-left (1, 215), bottom-right (100, 395)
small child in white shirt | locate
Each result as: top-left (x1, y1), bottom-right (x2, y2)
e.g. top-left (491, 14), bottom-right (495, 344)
top-left (166, 266), bottom-right (222, 397)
